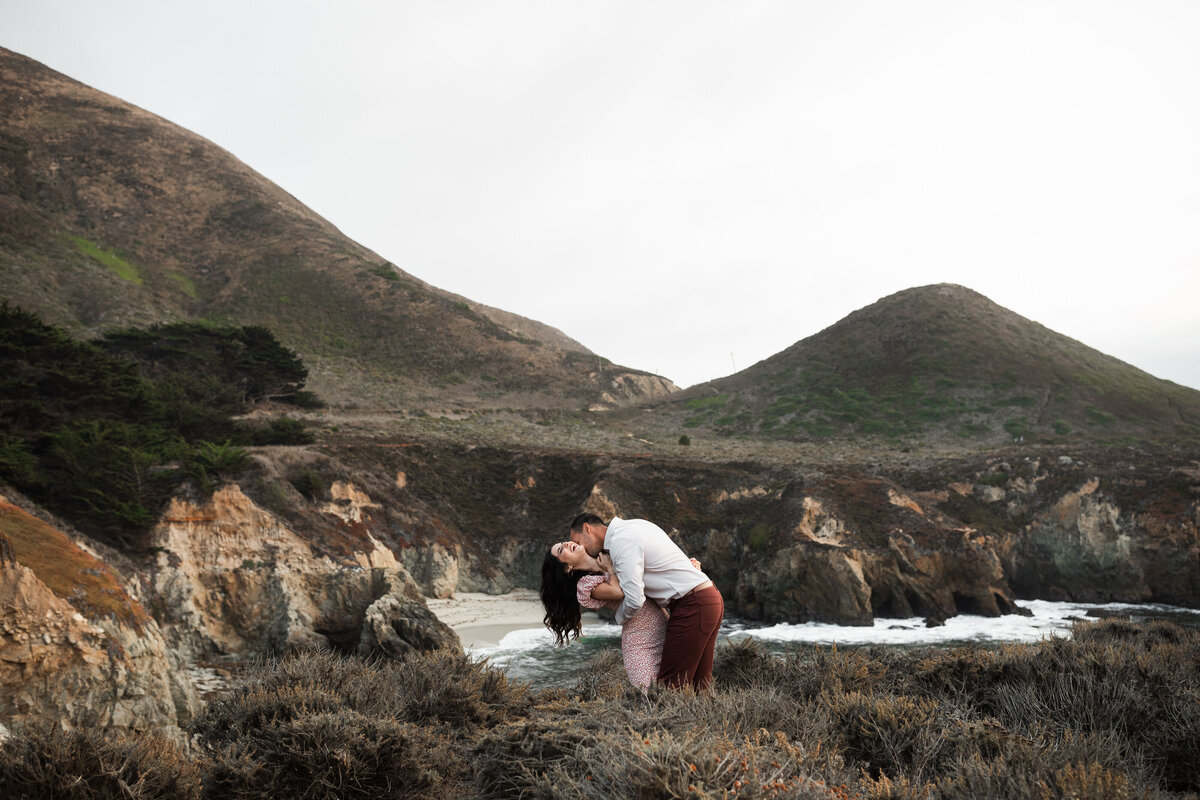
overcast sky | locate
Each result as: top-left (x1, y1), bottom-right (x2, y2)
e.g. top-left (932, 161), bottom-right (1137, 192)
top-left (6, 1), bottom-right (1199, 390)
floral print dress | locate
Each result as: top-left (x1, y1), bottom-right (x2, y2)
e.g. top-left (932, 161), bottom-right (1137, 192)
top-left (577, 572), bottom-right (668, 690)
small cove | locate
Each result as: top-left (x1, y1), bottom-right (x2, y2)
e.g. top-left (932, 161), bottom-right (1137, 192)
top-left (476, 600), bottom-right (1200, 688)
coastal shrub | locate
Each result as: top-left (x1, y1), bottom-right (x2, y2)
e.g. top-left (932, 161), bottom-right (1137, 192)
top-left (568, 647), bottom-right (630, 700)
top-left (0, 724), bottom-right (199, 800)
top-left (243, 415), bottom-right (314, 445)
top-left (189, 684), bottom-right (348, 748)
top-left (475, 696), bottom-right (844, 800)
top-left (545, 728), bottom-right (836, 800)
top-left (823, 691), bottom-right (950, 783)
top-left (288, 467), bottom-right (325, 499)
top-left (935, 751), bottom-right (1163, 800)
top-left (714, 637), bottom-right (896, 700)
top-left (184, 440), bottom-right (251, 495)
top-left (706, 626), bottom-right (1200, 794)
top-left (101, 322), bottom-right (309, 406)
top-left (198, 713), bottom-right (457, 800)
top-left (13, 620), bottom-right (1198, 799)
top-left (191, 650), bottom-right (531, 799)
top-left (0, 305), bottom-right (316, 548)
top-left (192, 649), bottom-right (531, 743)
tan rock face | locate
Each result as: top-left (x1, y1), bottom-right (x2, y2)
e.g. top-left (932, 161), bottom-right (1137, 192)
top-left (793, 497), bottom-right (848, 546)
top-left (150, 483), bottom-right (457, 662)
top-left (0, 529), bottom-right (189, 741)
top-left (589, 372), bottom-right (678, 409)
top-left (323, 480), bottom-right (381, 522)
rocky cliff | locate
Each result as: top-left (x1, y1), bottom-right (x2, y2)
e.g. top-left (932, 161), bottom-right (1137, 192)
top-left (0, 503), bottom-right (193, 742)
top-left (0, 472), bottom-right (458, 742)
top-left (318, 438), bottom-right (1199, 624)
top-left (3, 437), bottom-right (1198, 739)
top-left (149, 481), bottom-right (459, 663)
top-left (924, 452), bottom-right (1200, 606)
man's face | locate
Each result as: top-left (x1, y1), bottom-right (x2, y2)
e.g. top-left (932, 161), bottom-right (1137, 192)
top-left (570, 522), bottom-right (602, 556)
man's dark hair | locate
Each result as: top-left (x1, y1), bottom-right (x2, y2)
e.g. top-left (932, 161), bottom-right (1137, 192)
top-left (569, 512), bottom-right (604, 533)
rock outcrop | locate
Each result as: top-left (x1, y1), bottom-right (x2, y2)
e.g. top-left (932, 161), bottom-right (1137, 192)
top-left (149, 483), bottom-right (458, 662)
top-left (591, 473), bottom-right (1027, 626)
top-left (356, 567), bottom-right (461, 657)
top-left (0, 506), bottom-right (193, 742)
top-left (366, 443), bottom-right (1198, 626)
top-left (0, 470), bottom-right (460, 742)
top-left (953, 454), bottom-right (1200, 606)
top-left (5, 438), bottom-right (1198, 740)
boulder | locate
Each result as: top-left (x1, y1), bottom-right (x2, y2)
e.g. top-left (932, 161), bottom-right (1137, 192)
top-left (356, 568), bottom-right (461, 657)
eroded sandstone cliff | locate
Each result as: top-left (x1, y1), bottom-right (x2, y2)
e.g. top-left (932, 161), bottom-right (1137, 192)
top-left (3, 439), bottom-right (1197, 739)
top-left (0, 474), bottom-right (459, 741)
top-left (0, 504), bottom-right (192, 742)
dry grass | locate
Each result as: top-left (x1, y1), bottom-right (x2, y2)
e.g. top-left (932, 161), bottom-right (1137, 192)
top-left (0, 724), bottom-right (199, 800)
top-left (2, 620), bottom-right (1196, 799)
top-left (0, 501), bottom-right (149, 629)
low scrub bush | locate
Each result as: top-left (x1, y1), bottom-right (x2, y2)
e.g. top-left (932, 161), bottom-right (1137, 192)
top-left (0, 724), bottom-right (199, 800)
top-left (194, 649), bottom-right (531, 739)
top-left (6, 620), bottom-right (1196, 799)
top-left (199, 712), bottom-right (456, 800)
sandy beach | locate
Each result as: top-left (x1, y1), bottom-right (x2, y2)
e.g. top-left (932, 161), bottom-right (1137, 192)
top-left (427, 589), bottom-right (548, 651)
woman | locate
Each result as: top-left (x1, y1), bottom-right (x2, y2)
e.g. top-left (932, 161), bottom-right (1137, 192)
top-left (539, 540), bottom-right (698, 690)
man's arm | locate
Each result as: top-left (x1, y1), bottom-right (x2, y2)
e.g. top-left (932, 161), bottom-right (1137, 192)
top-left (609, 537), bottom-right (645, 625)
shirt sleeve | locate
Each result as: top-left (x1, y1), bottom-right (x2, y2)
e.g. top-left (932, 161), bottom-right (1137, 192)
top-left (610, 536), bottom-right (646, 625)
top-left (576, 574), bottom-right (609, 610)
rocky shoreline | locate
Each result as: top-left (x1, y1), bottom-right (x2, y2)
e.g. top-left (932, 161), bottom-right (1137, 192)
top-left (2, 437), bottom-right (1198, 740)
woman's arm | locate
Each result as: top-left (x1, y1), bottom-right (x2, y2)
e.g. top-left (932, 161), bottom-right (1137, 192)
top-left (590, 553), bottom-right (625, 602)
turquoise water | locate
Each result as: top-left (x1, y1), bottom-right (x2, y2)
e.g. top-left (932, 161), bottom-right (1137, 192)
top-left (476, 600), bottom-right (1200, 689)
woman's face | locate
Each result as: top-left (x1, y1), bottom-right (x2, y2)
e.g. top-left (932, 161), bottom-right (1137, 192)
top-left (550, 540), bottom-right (591, 572)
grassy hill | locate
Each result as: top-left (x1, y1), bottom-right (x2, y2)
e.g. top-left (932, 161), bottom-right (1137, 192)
top-left (0, 47), bottom-right (673, 410)
top-left (653, 284), bottom-right (1200, 445)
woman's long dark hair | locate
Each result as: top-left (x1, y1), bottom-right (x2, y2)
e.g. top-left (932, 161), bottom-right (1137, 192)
top-left (540, 548), bottom-right (588, 646)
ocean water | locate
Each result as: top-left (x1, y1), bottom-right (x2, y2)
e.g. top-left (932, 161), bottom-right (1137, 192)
top-left (475, 600), bottom-right (1200, 688)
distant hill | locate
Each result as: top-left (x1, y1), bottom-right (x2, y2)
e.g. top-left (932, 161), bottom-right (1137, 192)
top-left (654, 284), bottom-right (1200, 444)
top-left (0, 47), bottom-right (674, 409)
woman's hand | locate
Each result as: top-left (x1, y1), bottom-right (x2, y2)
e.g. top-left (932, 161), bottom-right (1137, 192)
top-left (590, 553), bottom-right (625, 602)
top-left (690, 557), bottom-right (702, 570)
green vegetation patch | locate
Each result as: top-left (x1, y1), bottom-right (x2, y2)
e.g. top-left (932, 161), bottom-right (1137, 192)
top-left (71, 236), bottom-right (141, 285)
top-left (168, 271), bottom-right (198, 298)
top-left (747, 521), bottom-right (774, 551)
top-left (1003, 418), bottom-right (1029, 439)
top-left (684, 394), bottom-right (730, 411)
top-left (1086, 404), bottom-right (1116, 426)
top-left (0, 304), bottom-right (317, 551)
top-left (367, 263), bottom-right (401, 281)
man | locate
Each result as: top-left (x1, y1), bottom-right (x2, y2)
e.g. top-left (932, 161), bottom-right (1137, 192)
top-left (569, 512), bottom-right (724, 691)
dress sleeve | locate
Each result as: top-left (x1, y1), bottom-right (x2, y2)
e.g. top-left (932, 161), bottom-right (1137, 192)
top-left (576, 574), bottom-right (609, 610)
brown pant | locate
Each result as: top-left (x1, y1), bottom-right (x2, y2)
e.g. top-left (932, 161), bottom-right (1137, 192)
top-left (657, 585), bottom-right (724, 691)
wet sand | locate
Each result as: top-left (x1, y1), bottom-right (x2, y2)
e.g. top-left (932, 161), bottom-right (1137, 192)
top-left (427, 589), bottom-right (546, 650)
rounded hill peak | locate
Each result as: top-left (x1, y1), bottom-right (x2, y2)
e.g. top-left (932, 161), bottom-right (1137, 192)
top-left (662, 285), bottom-right (1200, 444)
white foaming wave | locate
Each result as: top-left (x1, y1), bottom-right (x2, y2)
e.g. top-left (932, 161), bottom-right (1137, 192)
top-left (731, 600), bottom-right (1200, 647)
top-left (467, 601), bottom-right (1200, 663)
top-left (470, 622), bottom-right (622, 660)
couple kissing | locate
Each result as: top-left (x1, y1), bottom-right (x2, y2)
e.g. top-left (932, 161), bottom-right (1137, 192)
top-left (540, 513), bottom-right (724, 692)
